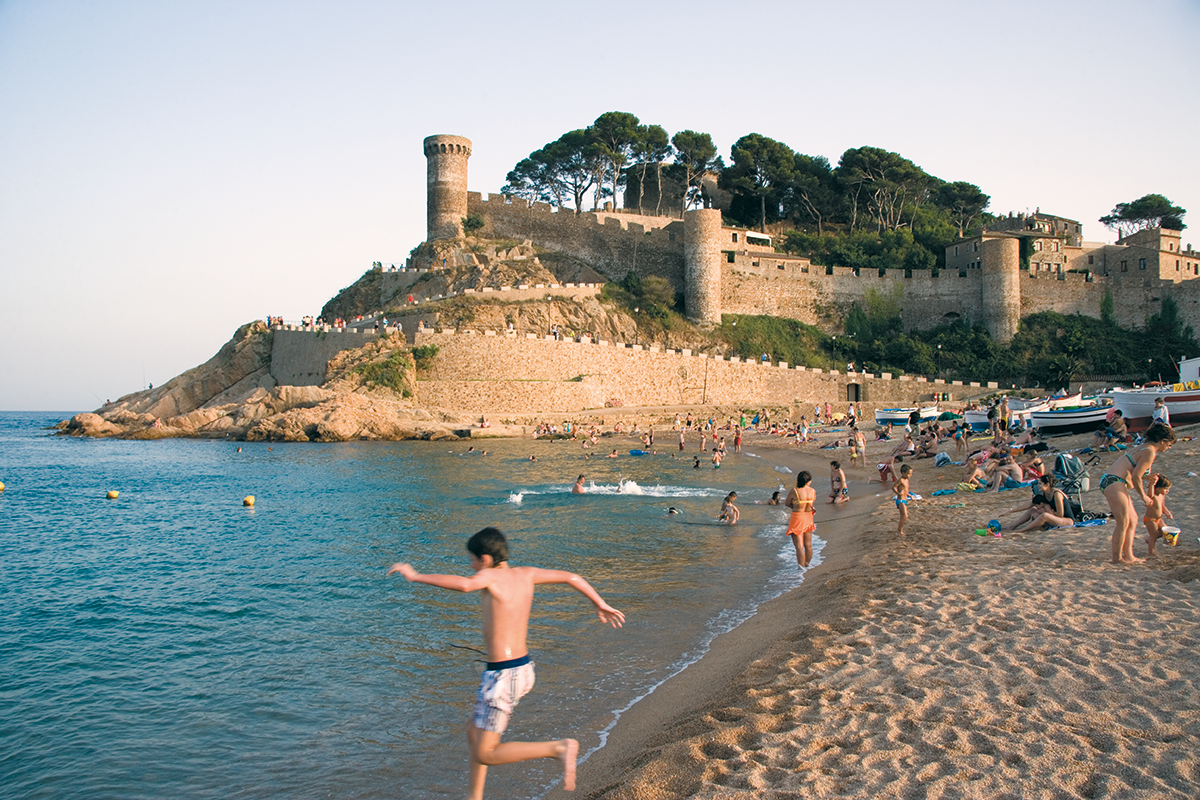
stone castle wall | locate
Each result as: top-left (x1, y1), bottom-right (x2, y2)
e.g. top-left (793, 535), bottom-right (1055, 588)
top-left (720, 260), bottom-right (986, 330)
top-left (270, 326), bottom-right (388, 386)
top-left (408, 329), bottom-right (997, 414)
top-left (468, 192), bottom-right (687, 284)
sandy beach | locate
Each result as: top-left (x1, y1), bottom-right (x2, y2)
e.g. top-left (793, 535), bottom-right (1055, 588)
top-left (548, 425), bottom-right (1200, 799)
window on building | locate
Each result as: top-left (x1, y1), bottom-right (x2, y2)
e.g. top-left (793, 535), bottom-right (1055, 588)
top-left (1088, 255), bottom-right (1094, 265)
top-left (1121, 261), bottom-right (1128, 272)
top-left (726, 251), bottom-right (735, 263)
top-left (954, 245), bottom-right (959, 256)
top-left (731, 233), bottom-right (738, 243)
top-left (1035, 241), bottom-right (1043, 251)
top-left (974, 241), bottom-right (979, 252)
top-left (1140, 258), bottom-right (1147, 270)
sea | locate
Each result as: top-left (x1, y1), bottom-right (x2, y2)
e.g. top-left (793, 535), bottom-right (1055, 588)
top-left (0, 411), bottom-right (827, 799)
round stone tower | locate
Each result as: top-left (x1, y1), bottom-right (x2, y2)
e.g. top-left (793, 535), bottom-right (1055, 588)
top-left (423, 134), bottom-right (472, 241)
top-left (684, 208), bottom-right (724, 323)
top-left (981, 236), bottom-right (1021, 344)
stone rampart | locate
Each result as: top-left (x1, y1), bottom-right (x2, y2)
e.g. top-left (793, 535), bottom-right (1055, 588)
top-left (721, 260), bottom-right (985, 329)
top-left (270, 326), bottom-right (395, 387)
top-left (408, 329), bottom-right (994, 414)
top-left (468, 192), bottom-right (686, 283)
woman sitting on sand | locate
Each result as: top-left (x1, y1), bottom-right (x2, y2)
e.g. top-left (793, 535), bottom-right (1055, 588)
top-left (784, 472), bottom-right (816, 567)
top-left (1012, 494), bottom-right (1076, 532)
top-left (1005, 474), bottom-right (1075, 529)
top-left (1101, 421), bottom-right (1176, 564)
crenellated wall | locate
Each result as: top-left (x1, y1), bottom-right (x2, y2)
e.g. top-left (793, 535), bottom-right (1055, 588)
top-left (406, 328), bottom-right (998, 414)
top-left (468, 192), bottom-right (686, 284)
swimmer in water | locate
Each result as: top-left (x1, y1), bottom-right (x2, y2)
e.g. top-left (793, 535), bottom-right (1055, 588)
top-left (572, 475), bottom-right (586, 494)
top-left (667, 507), bottom-right (680, 515)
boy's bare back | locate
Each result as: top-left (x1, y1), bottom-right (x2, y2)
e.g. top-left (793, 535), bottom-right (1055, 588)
top-left (388, 562), bottom-right (623, 662)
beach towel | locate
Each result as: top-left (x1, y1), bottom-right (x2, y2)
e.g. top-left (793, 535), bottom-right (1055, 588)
top-left (1072, 518), bottom-right (1108, 527)
top-left (932, 489), bottom-right (957, 496)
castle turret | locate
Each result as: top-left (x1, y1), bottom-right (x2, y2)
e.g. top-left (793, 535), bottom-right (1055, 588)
top-left (981, 236), bottom-right (1021, 344)
top-left (423, 134), bottom-right (472, 241)
top-left (684, 208), bottom-right (723, 323)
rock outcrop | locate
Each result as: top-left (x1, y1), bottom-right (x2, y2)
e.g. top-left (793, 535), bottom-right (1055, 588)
top-left (56, 321), bottom-right (476, 442)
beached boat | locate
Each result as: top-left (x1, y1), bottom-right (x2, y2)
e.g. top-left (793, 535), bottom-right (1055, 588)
top-left (1029, 404), bottom-right (1109, 435)
top-left (875, 405), bottom-right (940, 426)
top-left (1110, 387), bottom-right (1200, 430)
top-left (1107, 355), bottom-right (1200, 430)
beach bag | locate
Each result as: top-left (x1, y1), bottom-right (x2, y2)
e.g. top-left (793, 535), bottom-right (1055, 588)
top-left (934, 452), bottom-right (951, 467)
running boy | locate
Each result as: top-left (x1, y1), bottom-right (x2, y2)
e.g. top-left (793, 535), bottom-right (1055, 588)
top-left (1144, 474), bottom-right (1175, 555)
top-left (388, 528), bottom-right (624, 799)
top-left (893, 464), bottom-right (913, 536)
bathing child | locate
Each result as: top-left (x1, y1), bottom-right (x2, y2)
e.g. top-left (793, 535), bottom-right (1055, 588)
top-left (828, 460), bottom-right (848, 504)
top-left (893, 464), bottom-right (913, 537)
top-left (388, 527), bottom-right (624, 799)
top-left (1144, 474), bottom-right (1174, 556)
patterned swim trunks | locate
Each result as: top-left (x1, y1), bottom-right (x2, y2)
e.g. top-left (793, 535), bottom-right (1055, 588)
top-left (472, 655), bottom-right (535, 733)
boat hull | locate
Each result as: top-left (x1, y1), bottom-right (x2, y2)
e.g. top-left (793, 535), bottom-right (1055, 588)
top-left (1110, 389), bottom-right (1200, 431)
top-left (1030, 406), bottom-right (1109, 435)
top-left (875, 406), bottom-right (939, 426)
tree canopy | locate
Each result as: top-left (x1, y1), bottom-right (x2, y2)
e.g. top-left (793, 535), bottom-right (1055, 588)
top-left (1100, 194), bottom-right (1187, 236)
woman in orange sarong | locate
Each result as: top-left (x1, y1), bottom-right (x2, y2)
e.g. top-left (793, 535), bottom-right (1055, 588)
top-left (784, 471), bottom-right (817, 567)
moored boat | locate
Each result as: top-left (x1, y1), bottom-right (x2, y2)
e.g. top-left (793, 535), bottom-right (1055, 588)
top-left (1110, 387), bottom-right (1200, 431)
top-left (875, 405), bottom-right (940, 426)
top-left (1029, 404), bottom-right (1109, 435)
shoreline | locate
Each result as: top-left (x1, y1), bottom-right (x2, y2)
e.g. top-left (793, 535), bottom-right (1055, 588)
top-left (554, 441), bottom-right (888, 798)
top-left (554, 430), bottom-right (1200, 799)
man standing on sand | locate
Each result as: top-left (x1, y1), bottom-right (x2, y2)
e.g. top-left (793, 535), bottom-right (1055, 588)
top-left (389, 528), bottom-right (624, 799)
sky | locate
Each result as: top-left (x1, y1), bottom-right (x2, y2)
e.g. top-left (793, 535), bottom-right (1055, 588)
top-left (1, 0), bottom-right (1198, 411)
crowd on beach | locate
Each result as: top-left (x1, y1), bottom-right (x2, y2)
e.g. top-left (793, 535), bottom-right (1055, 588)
top-left (392, 391), bottom-right (1189, 798)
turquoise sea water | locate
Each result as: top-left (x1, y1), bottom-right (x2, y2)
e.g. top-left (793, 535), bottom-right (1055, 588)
top-left (0, 412), bottom-right (824, 799)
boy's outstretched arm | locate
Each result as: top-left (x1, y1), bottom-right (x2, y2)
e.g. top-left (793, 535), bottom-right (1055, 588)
top-left (529, 568), bottom-right (625, 628)
top-left (387, 563), bottom-right (494, 593)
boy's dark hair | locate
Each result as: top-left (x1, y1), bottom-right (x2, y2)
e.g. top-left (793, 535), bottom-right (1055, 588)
top-left (831, 460), bottom-right (841, 469)
top-left (466, 527), bottom-right (509, 564)
top-left (1031, 493), bottom-right (1049, 506)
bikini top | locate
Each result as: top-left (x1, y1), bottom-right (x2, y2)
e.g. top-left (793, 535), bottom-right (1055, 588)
top-left (1125, 450), bottom-right (1151, 477)
top-left (791, 499), bottom-right (815, 512)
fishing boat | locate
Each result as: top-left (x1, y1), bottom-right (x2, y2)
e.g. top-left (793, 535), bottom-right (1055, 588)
top-left (875, 405), bottom-right (940, 426)
top-left (1029, 404), bottom-right (1109, 435)
top-left (1108, 356), bottom-right (1200, 430)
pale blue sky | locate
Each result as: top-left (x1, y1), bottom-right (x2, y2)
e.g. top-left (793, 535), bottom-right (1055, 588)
top-left (2, 0), bottom-right (1197, 410)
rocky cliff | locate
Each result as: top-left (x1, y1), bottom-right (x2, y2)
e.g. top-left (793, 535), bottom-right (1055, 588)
top-left (57, 322), bottom-right (475, 442)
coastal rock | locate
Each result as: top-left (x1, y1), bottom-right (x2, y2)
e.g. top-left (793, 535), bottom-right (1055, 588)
top-left (62, 413), bottom-right (122, 437)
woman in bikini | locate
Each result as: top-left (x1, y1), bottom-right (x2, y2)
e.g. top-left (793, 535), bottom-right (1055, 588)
top-left (785, 471), bottom-right (817, 567)
top-left (1101, 421), bottom-right (1176, 564)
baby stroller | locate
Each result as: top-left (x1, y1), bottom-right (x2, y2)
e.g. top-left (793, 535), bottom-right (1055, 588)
top-left (1053, 452), bottom-right (1090, 519)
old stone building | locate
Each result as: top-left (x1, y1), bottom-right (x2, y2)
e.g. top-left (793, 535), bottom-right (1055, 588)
top-left (418, 134), bottom-right (1200, 345)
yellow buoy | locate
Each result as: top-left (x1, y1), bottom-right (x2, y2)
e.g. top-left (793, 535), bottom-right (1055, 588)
top-left (243, 495), bottom-right (256, 507)
top-left (106, 490), bottom-right (119, 499)
top-left (0, 481), bottom-right (5, 491)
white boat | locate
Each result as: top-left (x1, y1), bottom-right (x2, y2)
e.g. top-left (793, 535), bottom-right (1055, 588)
top-left (1104, 355), bottom-right (1200, 430)
top-left (1029, 404), bottom-right (1109, 435)
top-left (1110, 386), bottom-right (1200, 430)
top-left (875, 405), bottom-right (940, 426)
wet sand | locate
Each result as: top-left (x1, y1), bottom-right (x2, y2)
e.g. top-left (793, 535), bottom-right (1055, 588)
top-left (550, 427), bottom-right (1200, 799)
